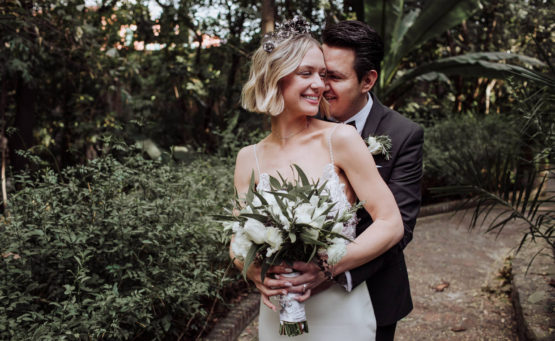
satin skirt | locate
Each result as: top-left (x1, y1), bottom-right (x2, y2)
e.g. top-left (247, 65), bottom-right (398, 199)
top-left (258, 282), bottom-right (376, 341)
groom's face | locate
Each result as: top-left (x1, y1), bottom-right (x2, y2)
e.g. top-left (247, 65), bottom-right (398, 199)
top-left (323, 45), bottom-right (372, 122)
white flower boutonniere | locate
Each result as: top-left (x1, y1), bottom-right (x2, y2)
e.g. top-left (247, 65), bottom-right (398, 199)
top-left (366, 135), bottom-right (392, 160)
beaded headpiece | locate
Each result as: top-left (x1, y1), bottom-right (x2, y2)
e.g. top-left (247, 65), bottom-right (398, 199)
top-left (262, 16), bottom-right (312, 53)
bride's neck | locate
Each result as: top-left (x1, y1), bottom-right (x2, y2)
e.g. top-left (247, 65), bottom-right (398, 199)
top-left (270, 115), bottom-right (311, 144)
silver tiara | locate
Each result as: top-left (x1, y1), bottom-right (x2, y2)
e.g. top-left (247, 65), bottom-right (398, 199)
top-left (262, 16), bottom-right (311, 53)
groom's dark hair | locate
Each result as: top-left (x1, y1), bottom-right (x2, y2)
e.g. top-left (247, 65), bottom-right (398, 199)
top-left (322, 21), bottom-right (384, 82)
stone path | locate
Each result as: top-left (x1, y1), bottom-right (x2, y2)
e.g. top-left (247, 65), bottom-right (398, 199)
top-left (232, 209), bottom-right (550, 340)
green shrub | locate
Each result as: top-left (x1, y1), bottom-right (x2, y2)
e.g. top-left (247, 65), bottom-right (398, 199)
top-left (0, 152), bottom-right (236, 340)
top-left (423, 114), bottom-right (521, 201)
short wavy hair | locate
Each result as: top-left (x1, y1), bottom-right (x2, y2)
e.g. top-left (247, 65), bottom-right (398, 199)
top-left (241, 34), bottom-right (329, 118)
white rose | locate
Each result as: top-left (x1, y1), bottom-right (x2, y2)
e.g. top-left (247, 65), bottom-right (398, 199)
top-left (366, 136), bottom-right (382, 155)
top-left (331, 222), bottom-right (344, 235)
top-left (252, 196), bottom-right (262, 207)
top-left (327, 238), bottom-right (347, 264)
top-left (231, 231), bottom-right (253, 260)
top-left (309, 195), bottom-right (319, 207)
top-left (312, 215), bottom-right (326, 229)
top-left (243, 218), bottom-right (267, 244)
top-left (295, 203), bottom-right (314, 225)
top-left (305, 226), bottom-right (320, 240)
top-left (313, 203), bottom-right (328, 220)
top-left (264, 226), bottom-right (283, 257)
top-left (223, 221), bottom-right (241, 233)
top-left (277, 213), bottom-right (290, 231)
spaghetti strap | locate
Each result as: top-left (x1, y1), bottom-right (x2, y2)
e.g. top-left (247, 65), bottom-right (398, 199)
top-left (327, 124), bottom-right (341, 165)
top-left (253, 144), bottom-right (262, 177)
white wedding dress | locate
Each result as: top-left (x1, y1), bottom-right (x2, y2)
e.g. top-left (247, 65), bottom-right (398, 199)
top-left (253, 126), bottom-right (377, 341)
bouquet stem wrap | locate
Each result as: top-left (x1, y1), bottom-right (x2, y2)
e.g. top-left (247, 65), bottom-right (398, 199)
top-left (278, 272), bottom-right (308, 336)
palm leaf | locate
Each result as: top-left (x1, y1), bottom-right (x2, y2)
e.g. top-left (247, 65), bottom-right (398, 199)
top-left (379, 0), bottom-right (480, 88)
top-left (387, 53), bottom-right (554, 98)
top-left (364, 0), bottom-right (404, 45)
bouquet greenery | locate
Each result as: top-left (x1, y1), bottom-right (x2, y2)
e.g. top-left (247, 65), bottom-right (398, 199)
top-left (216, 165), bottom-right (361, 336)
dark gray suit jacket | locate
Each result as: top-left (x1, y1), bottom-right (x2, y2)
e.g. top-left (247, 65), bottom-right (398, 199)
top-left (351, 93), bottom-right (424, 326)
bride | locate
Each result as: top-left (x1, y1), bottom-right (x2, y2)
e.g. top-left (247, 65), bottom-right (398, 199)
top-left (230, 17), bottom-right (403, 340)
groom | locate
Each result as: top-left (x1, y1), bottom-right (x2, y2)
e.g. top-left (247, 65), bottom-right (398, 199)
top-left (299, 21), bottom-right (423, 341)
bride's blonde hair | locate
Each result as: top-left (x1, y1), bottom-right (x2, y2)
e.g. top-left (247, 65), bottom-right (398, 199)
top-left (241, 33), bottom-right (330, 118)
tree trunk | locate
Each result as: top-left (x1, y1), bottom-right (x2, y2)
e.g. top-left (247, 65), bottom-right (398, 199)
top-left (9, 80), bottom-right (35, 172)
top-left (261, 0), bottom-right (275, 35)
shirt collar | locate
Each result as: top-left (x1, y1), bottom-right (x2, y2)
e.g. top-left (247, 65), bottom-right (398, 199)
top-left (343, 93), bottom-right (373, 135)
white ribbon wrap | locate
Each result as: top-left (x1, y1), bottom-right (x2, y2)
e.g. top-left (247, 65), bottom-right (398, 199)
top-left (278, 272), bottom-right (306, 323)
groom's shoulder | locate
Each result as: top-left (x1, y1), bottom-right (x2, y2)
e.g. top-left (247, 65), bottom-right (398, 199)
top-left (379, 103), bottom-right (422, 134)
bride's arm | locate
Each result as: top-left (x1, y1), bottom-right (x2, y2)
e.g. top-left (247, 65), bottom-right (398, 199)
top-left (230, 146), bottom-right (293, 310)
top-left (331, 125), bottom-right (404, 275)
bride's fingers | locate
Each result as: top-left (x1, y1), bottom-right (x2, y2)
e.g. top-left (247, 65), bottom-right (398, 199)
top-left (295, 288), bottom-right (311, 303)
top-left (275, 272), bottom-right (315, 286)
top-left (261, 293), bottom-right (277, 311)
top-left (256, 283), bottom-right (288, 301)
top-left (263, 277), bottom-right (293, 289)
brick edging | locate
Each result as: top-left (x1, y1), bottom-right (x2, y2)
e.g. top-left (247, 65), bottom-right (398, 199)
top-left (204, 292), bottom-right (260, 341)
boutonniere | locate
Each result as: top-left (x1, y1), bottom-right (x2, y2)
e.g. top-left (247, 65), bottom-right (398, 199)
top-left (366, 135), bottom-right (392, 160)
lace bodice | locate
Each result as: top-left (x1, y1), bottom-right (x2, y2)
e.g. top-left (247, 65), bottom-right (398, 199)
top-left (256, 164), bottom-right (357, 239)
top-left (254, 124), bottom-right (358, 239)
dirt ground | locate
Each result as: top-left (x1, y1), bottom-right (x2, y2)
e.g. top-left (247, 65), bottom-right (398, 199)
top-left (237, 209), bottom-right (526, 340)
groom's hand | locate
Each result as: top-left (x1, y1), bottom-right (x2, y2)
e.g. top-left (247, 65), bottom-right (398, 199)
top-left (282, 261), bottom-right (329, 302)
top-left (245, 263), bottom-right (293, 311)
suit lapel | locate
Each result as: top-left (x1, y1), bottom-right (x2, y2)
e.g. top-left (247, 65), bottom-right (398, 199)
top-left (361, 93), bottom-right (387, 139)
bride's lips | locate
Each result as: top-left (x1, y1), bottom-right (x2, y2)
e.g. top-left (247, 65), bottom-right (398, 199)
top-left (301, 94), bottom-right (320, 105)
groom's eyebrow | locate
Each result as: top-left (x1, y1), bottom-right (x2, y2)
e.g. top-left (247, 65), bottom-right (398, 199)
top-left (326, 70), bottom-right (345, 78)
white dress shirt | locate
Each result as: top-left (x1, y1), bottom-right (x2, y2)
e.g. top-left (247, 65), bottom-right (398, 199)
top-left (343, 93), bottom-right (373, 135)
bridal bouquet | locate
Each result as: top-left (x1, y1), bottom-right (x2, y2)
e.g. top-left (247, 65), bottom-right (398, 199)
top-left (216, 165), bottom-right (361, 337)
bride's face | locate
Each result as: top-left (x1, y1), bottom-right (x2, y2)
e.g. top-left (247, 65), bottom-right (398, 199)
top-left (279, 46), bottom-right (327, 117)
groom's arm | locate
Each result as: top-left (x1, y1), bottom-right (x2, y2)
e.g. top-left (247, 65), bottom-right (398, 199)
top-left (387, 124), bottom-right (424, 248)
top-left (348, 123), bottom-right (423, 288)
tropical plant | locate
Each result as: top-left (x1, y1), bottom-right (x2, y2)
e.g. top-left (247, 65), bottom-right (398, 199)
top-left (361, 0), bottom-right (554, 103)
top-left (431, 84), bottom-right (554, 255)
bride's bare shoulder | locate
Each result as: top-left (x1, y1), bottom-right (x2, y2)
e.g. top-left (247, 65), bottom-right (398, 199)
top-left (236, 144), bottom-right (256, 165)
top-left (312, 120), bottom-right (358, 140)
top-left (311, 119), bottom-right (343, 135)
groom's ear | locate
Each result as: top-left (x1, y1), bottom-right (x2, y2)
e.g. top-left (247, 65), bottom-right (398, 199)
top-left (360, 70), bottom-right (378, 93)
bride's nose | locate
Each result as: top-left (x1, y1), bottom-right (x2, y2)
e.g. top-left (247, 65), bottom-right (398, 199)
top-left (311, 75), bottom-right (325, 91)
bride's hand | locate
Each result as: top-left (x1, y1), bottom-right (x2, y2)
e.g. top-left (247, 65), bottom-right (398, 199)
top-left (245, 263), bottom-right (294, 311)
